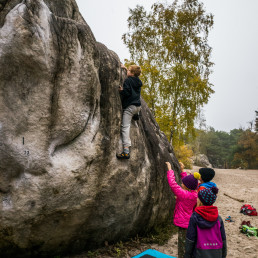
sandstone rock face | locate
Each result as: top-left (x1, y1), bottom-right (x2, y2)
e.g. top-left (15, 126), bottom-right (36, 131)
top-left (0, 0), bottom-right (180, 256)
top-left (193, 154), bottom-right (212, 168)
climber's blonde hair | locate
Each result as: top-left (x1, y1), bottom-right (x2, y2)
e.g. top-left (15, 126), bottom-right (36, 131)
top-left (129, 65), bottom-right (141, 77)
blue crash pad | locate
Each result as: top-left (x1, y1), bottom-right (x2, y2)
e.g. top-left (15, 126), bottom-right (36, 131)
top-left (132, 249), bottom-right (176, 258)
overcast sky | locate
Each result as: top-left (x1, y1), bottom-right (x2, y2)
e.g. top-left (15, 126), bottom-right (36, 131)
top-left (76, 0), bottom-right (258, 132)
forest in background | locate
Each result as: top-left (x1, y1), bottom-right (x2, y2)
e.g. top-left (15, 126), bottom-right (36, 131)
top-left (172, 113), bottom-right (258, 170)
top-left (188, 114), bottom-right (258, 169)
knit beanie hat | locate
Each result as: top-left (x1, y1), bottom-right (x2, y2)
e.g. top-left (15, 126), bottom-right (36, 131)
top-left (198, 187), bottom-right (219, 206)
top-left (199, 168), bottom-right (215, 182)
top-left (182, 172), bottom-right (201, 190)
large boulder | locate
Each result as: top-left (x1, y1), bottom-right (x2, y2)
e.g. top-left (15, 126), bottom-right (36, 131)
top-left (193, 154), bottom-right (212, 168)
top-left (0, 0), bottom-right (180, 256)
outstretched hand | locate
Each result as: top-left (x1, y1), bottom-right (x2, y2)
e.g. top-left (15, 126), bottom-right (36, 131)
top-left (165, 162), bottom-right (172, 171)
top-left (121, 63), bottom-right (127, 70)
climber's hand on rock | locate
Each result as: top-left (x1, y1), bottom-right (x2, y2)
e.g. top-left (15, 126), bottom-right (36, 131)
top-left (121, 64), bottom-right (127, 70)
top-left (118, 86), bottom-right (123, 91)
top-left (165, 162), bottom-right (171, 171)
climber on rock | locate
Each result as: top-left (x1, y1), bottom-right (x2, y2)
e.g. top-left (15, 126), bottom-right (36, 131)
top-left (116, 64), bottom-right (142, 159)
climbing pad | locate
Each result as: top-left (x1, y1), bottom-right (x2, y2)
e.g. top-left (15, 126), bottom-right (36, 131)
top-left (132, 249), bottom-right (176, 258)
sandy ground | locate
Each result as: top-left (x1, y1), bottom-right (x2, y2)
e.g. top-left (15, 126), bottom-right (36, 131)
top-left (123, 167), bottom-right (258, 258)
top-left (131, 167), bottom-right (258, 258)
top-left (70, 167), bottom-right (258, 258)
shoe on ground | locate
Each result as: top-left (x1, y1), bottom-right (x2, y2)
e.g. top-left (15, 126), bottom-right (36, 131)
top-left (246, 221), bottom-right (252, 227)
top-left (241, 221), bottom-right (251, 226)
top-left (116, 152), bottom-right (130, 159)
top-left (240, 221), bottom-right (251, 228)
top-left (225, 216), bottom-right (234, 222)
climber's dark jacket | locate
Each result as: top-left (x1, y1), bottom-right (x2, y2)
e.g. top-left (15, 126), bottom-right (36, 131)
top-left (120, 76), bottom-right (142, 109)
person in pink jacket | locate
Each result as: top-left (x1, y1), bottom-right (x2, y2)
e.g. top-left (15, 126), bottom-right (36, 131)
top-left (166, 161), bottom-right (200, 258)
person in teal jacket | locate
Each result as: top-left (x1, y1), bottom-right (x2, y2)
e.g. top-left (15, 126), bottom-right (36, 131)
top-left (198, 168), bottom-right (217, 192)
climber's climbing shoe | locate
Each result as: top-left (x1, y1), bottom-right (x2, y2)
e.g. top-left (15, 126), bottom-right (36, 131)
top-left (116, 152), bottom-right (130, 159)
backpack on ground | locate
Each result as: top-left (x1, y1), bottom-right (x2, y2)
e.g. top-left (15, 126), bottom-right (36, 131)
top-left (240, 204), bottom-right (258, 216)
top-left (240, 225), bottom-right (258, 237)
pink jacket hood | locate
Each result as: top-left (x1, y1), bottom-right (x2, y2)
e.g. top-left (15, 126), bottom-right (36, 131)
top-left (167, 170), bottom-right (197, 228)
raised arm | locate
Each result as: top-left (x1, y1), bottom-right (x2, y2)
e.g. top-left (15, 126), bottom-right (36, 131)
top-left (167, 170), bottom-right (186, 197)
top-left (119, 78), bottom-right (131, 97)
top-left (166, 162), bottom-right (188, 198)
top-left (180, 171), bottom-right (188, 179)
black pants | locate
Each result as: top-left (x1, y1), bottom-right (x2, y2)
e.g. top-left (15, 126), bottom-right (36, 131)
top-left (178, 227), bottom-right (187, 258)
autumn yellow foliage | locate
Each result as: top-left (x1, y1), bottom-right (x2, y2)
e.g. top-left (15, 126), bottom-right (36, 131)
top-left (174, 145), bottom-right (193, 169)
